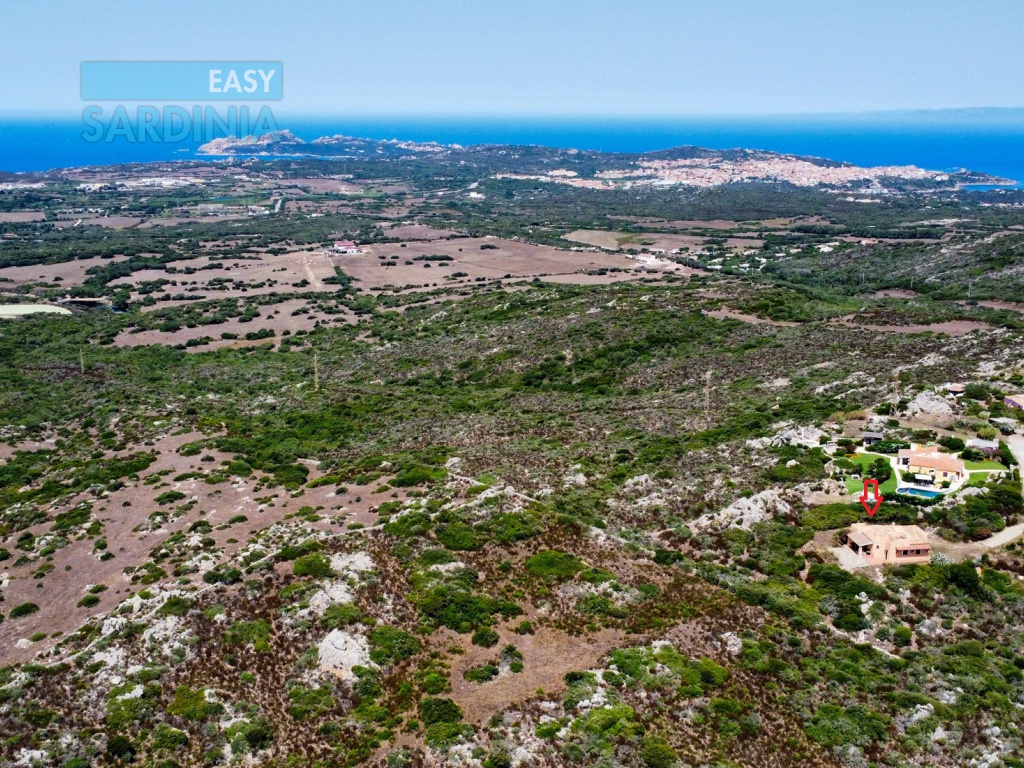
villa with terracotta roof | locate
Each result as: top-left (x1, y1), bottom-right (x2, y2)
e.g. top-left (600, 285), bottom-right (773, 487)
top-left (842, 523), bottom-right (932, 566)
top-left (897, 445), bottom-right (966, 484)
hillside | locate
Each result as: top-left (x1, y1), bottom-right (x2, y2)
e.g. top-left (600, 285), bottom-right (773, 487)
top-left (1, 144), bottom-right (1024, 768)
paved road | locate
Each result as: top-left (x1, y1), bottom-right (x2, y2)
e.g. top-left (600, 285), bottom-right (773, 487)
top-left (979, 435), bottom-right (1023, 549)
top-left (1007, 435), bottom-right (1024, 478)
top-left (982, 522), bottom-right (1024, 549)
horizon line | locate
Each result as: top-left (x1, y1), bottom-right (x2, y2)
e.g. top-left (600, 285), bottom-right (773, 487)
top-left (5, 106), bottom-right (1024, 122)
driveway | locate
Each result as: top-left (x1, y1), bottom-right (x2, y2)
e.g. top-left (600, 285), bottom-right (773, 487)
top-left (831, 545), bottom-right (869, 570)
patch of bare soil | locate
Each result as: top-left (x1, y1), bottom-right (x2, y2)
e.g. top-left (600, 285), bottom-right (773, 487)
top-left (704, 309), bottom-right (801, 327)
top-left (0, 430), bottom-right (398, 665)
top-left (333, 237), bottom-right (640, 292)
top-left (110, 250), bottom-right (338, 301)
top-left (835, 315), bottom-right (992, 336)
top-left (0, 211), bottom-right (46, 223)
top-left (976, 300), bottom-right (1024, 313)
top-left (564, 229), bottom-right (762, 253)
top-left (114, 297), bottom-right (353, 350)
top-left (874, 289), bottom-right (920, 298)
top-left (442, 624), bottom-right (624, 724)
top-left (0, 255), bottom-right (130, 288)
top-left (383, 223), bottom-right (453, 240)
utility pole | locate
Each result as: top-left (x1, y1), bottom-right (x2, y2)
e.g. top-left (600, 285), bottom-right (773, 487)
top-left (79, 348), bottom-right (85, 374)
top-left (704, 370), bottom-right (713, 419)
top-left (313, 353), bottom-right (320, 393)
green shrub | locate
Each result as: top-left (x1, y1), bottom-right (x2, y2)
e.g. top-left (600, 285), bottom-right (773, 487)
top-left (435, 521), bottom-right (482, 551)
top-left (293, 553), bottom-right (335, 578)
top-left (525, 550), bottom-right (583, 580)
top-left (576, 594), bottom-right (629, 618)
top-left (10, 602), bottom-right (40, 619)
top-left (463, 664), bottom-right (499, 683)
top-left (535, 721), bottom-right (561, 738)
top-left (424, 721), bottom-right (473, 749)
top-left (158, 595), bottom-right (193, 616)
top-left (321, 602), bottom-right (364, 628)
top-left (802, 503), bottom-right (861, 530)
top-left (167, 686), bottom-right (223, 721)
top-left (806, 703), bottom-right (891, 747)
top-left (151, 723), bottom-right (189, 751)
top-left (106, 735), bottom-right (136, 762)
top-left (155, 490), bottom-right (186, 505)
top-left (939, 436), bottom-right (965, 452)
top-left (369, 626), bottom-right (421, 664)
top-left (224, 619), bottom-right (272, 651)
top-left (420, 672), bottom-right (451, 694)
top-left (472, 627), bottom-right (499, 647)
top-left (419, 697), bottom-right (463, 726)
top-left (392, 464), bottom-right (446, 487)
top-left (384, 512), bottom-right (432, 538)
top-left (77, 594), bottom-right (101, 608)
top-left (225, 716), bottom-right (275, 753)
top-left (491, 512), bottom-right (543, 542)
top-left (286, 684), bottom-right (334, 720)
top-left (640, 735), bottom-right (678, 768)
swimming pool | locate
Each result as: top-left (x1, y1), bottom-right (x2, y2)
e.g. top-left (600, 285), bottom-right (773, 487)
top-left (897, 487), bottom-right (942, 499)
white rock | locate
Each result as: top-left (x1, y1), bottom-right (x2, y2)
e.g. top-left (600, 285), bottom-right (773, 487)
top-left (317, 629), bottom-right (375, 678)
top-left (101, 617), bottom-right (126, 636)
top-left (15, 749), bottom-right (47, 767)
top-left (690, 490), bottom-right (792, 533)
top-left (908, 703), bottom-right (934, 724)
top-left (331, 551), bottom-right (374, 575)
top-left (563, 472), bottom-right (588, 487)
top-left (720, 632), bottom-right (743, 656)
top-left (904, 391), bottom-right (955, 427)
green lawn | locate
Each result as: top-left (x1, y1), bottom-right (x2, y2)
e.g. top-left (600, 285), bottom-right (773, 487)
top-left (963, 459), bottom-right (1006, 471)
top-left (844, 452), bottom-right (899, 496)
top-left (965, 472), bottom-right (994, 488)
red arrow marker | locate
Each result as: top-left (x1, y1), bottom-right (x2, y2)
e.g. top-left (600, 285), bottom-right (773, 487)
top-left (860, 478), bottom-right (883, 517)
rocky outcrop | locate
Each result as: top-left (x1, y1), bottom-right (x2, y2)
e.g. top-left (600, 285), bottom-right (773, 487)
top-left (904, 390), bottom-right (955, 427)
top-left (318, 630), bottom-right (374, 678)
top-left (746, 423), bottom-right (828, 450)
top-left (690, 490), bottom-right (792, 533)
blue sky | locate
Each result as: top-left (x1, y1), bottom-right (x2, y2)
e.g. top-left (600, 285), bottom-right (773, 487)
top-left (3, 0), bottom-right (1024, 117)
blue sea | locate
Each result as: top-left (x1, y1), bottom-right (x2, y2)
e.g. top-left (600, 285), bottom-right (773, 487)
top-left (1, 112), bottom-right (1023, 186)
